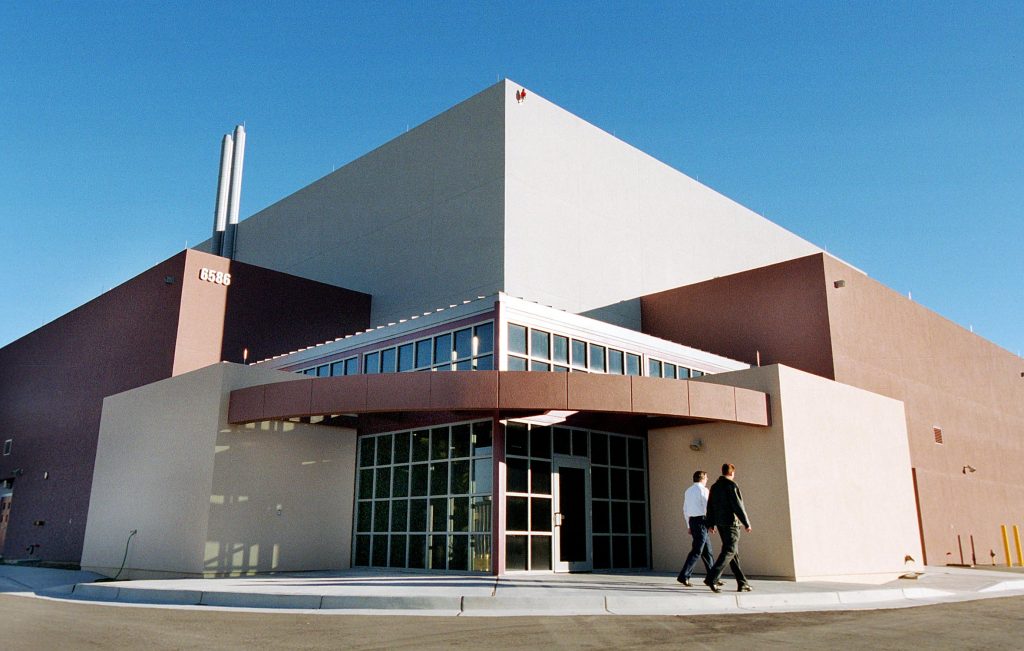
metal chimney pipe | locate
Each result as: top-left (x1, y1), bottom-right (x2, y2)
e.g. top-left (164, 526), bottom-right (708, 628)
top-left (222, 124), bottom-right (246, 259)
top-left (211, 133), bottom-right (234, 256)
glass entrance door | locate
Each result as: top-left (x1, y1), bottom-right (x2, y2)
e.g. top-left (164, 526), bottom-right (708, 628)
top-left (552, 455), bottom-right (592, 572)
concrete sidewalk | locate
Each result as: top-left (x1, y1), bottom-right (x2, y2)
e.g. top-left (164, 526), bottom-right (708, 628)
top-left (5, 564), bottom-right (1024, 616)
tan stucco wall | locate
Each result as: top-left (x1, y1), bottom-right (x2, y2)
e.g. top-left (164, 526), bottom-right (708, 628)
top-left (649, 365), bottom-right (921, 581)
top-left (82, 363), bottom-right (356, 578)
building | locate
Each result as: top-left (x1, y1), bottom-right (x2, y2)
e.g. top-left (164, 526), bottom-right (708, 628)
top-left (2, 81), bottom-right (1020, 581)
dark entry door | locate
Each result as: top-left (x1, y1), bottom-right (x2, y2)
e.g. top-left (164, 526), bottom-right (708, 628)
top-left (553, 456), bottom-right (592, 571)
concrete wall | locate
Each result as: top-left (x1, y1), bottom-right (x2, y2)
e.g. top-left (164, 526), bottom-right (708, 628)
top-left (219, 83), bottom-right (506, 328)
top-left (81, 363), bottom-right (356, 578)
top-left (649, 365), bottom-right (921, 582)
top-left (503, 82), bottom-right (822, 325)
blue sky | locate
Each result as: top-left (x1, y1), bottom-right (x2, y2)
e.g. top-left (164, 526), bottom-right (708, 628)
top-left (2, 2), bottom-right (1021, 355)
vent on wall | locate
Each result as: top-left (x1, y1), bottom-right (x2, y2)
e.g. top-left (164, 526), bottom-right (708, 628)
top-left (933, 427), bottom-right (943, 444)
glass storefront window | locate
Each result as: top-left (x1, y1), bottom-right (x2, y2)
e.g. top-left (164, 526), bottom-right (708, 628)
top-left (354, 421), bottom-right (493, 572)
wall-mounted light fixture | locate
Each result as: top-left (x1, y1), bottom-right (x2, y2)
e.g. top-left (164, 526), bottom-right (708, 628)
top-left (689, 439), bottom-right (704, 452)
top-left (962, 465), bottom-right (977, 474)
top-left (834, 280), bottom-right (846, 288)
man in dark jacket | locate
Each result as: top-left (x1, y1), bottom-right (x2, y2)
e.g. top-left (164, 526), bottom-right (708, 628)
top-left (704, 463), bottom-right (752, 593)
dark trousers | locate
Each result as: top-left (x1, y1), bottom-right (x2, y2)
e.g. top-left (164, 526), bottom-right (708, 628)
top-left (677, 516), bottom-right (714, 581)
top-left (707, 522), bottom-right (748, 586)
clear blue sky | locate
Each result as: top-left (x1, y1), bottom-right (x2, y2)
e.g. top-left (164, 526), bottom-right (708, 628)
top-left (2, 2), bottom-right (1021, 355)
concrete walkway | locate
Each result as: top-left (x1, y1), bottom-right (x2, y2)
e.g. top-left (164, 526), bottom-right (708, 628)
top-left (4, 564), bottom-right (1024, 616)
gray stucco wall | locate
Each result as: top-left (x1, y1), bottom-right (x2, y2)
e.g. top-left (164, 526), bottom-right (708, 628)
top-left (223, 83), bottom-right (507, 328)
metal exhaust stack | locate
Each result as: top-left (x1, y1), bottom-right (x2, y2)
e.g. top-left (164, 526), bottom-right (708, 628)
top-left (211, 133), bottom-right (234, 256)
top-left (222, 124), bottom-right (246, 260)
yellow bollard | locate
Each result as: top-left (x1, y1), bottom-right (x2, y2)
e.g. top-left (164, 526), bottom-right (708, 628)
top-left (1001, 525), bottom-right (1011, 567)
top-left (1014, 525), bottom-right (1023, 567)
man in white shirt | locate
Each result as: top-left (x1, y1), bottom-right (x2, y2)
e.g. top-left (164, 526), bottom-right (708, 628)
top-left (676, 470), bottom-right (719, 587)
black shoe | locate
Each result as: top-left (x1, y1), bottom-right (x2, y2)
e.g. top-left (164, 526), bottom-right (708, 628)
top-left (681, 579), bottom-right (693, 587)
top-left (738, 584), bottom-right (752, 592)
top-left (704, 579), bottom-right (721, 593)
top-left (716, 581), bottom-right (724, 586)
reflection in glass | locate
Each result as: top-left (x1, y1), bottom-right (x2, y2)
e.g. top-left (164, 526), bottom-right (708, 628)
top-left (472, 458), bottom-right (492, 494)
top-left (508, 324), bottom-right (527, 354)
top-left (357, 501), bottom-right (373, 532)
top-left (393, 432), bottom-right (410, 464)
top-left (470, 496), bottom-right (492, 532)
top-left (507, 496), bottom-right (528, 531)
top-left (508, 356), bottom-right (527, 371)
top-left (359, 468), bottom-right (373, 498)
top-left (571, 340), bottom-right (587, 368)
top-left (376, 434), bottom-right (392, 466)
top-left (531, 460), bottom-right (551, 494)
top-left (359, 438), bottom-right (374, 468)
top-left (626, 353), bottom-right (641, 376)
top-left (449, 535), bottom-right (468, 571)
top-left (408, 535), bottom-right (426, 568)
top-left (530, 360), bottom-right (551, 372)
top-left (451, 424), bottom-right (471, 458)
top-left (391, 499), bottom-right (408, 532)
top-left (372, 535), bottom-right (388, 566)
top-left (454, 328), bottom-right (473, 361)
top-left (531, 329), bottom-right (550, 360)
top-left (589, 344), bottom-right (606, 372)
top-left (375, 467), bottom-right (391, 498)
top-left (434, 334), bottom-right (452, 366)
top-left (451, 496), bottom-right (469, 532)
top-left (365, 351), bottom-right (379, 374)
top-left (531, 536), bottom-right (552, 570)
top-left (552, 335), bottom-right (569, 364)
top-left (398, 343), bottom-right (415, 372)
top-left (451, 460), bottom-right (469, 494)
top-left (475, 354), bottom-right (494, 370)
top-left (410, 464), bottom-right (428, 496)
top-left (475, 322), bottom-right (494, 355)
top-left (471, 534), bottom-right (491, 572)
top-left (390, 534), bottom-right (407, 567)
top-left (430, 535), bottom-right (447, 569)
top-left (412, 430), bottom-right (430, 462)
top-left (506, 535), bottom-right (527, 571)
top-left (506, 423), bottom-right (528, 456)
top-left (345, 357), bottom-right (359, 375)
top-left (409, 499), bottom-right (427, 531)
top-left (473, 421), bottom-right (493, 456)
top-left (374, 501), bottom-right (389, 532)
top-left (416, 339), bottom-right (432, 368)
top-left (392, 466), bottom-right (409, 498)
top-left (431, 428), bottom-right (449, 460)
top-left (530, 427), bottom-right (551, 459)
top-left (430, 497), bottom-right (448, 532)
top-left (608, 349), bottom-right (624, 375)
top-left (430, 462), bottom-right (449, 495)
top-left (664, 363), bottom-right (676, 379)
top-left (507, 457), bottom-right (528, 493)
top-left (531, 497), bottom-right (552, 532)
top-left (648, 359), bottom-right (661, 378)
top-left (381, 347), bottom-right (397, 373)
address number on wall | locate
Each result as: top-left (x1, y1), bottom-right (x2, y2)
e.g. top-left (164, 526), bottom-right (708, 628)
top-left (199, 267), bottom-right (232, 286)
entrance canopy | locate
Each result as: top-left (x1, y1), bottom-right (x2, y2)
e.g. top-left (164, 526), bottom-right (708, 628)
top-left (228, 371), bottom-right (769, 427)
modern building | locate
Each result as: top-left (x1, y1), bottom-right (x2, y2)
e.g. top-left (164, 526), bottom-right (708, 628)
top-left (1, 81), bottom-right (1020, 581)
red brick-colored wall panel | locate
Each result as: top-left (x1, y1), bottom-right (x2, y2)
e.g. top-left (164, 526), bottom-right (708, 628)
top-left (641, 254), bottom-right (835, 380)
top-left (365, 373), bottom-right (432, 412)
top-left (629, 376), bottom-right (688, 417)
top-left (0, 252), bottom-right (191, 562)
top-left (220, 261), bottom-right (371, 365)
top-left (310, 375), bottom-right (368, 414)
top-left (263, 379), bottom-right (313, 419)
top-left (430, 371), bottom-right (498, 410)
top-left (497, 372), bottom-right (567, 410)
top-left (228, 385), bottom-right (266, 423)
top-left (567, 373), bottom-right (632, 413)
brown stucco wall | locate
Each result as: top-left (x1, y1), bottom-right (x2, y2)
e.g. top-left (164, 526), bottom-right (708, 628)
top-left (820, 255), bottom-right (1024, 565)
top-left (640, 254), bottom-right (835, 379)
top-left (0, 249), bottom-right (372, 564)
top-left (640, 252), bottom-right (1024, 567)
top-left (0, 252), bottom-right (189, 562)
